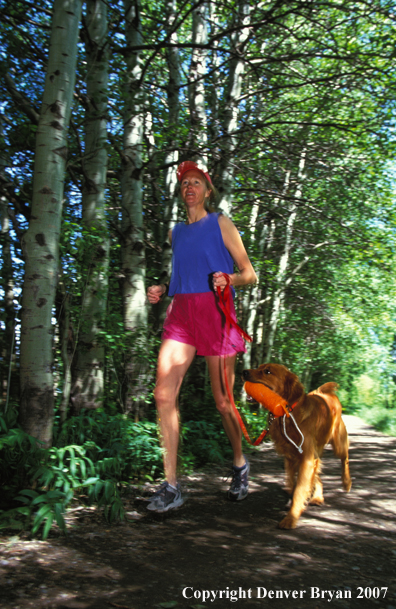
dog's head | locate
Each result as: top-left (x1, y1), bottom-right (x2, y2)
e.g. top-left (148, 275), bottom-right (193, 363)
top-left (242, 363), bottom-right (305, 405)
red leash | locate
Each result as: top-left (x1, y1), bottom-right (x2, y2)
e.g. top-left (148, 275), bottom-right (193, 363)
top-left (216, 274), bottom-right (252, 344)
top-left (216, 274), bottom-right (269, 446)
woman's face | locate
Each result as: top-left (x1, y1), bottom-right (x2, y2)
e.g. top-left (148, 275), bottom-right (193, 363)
top-left (180, 170), bottom-right (212, 209)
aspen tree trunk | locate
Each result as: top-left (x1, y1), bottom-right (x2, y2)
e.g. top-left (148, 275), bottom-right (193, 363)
top-left (157, 0), bottom-right (181, 324)
top-left (121, 0), bottom-right (147, 417)
top-left (0, 194), bottom-right (16, 406)
top-left (253, 176), bottom-right (290, 363)
top-left (19, 0), bottom-right (82, 446)
top-left (161, 0), bottom-right (180, 277)
top-left (263, 152), bottom-right (307, 361)
top-left (70, 0), bottom-right (110, 413)
top-left (1, 117), bottom-right (17, 407)
top-left (187, 2), bottom-right (208, 160)
top-left (241, 202), bottom-right (270, 369)
top-left (217, 0), bottom-right (250, 215)
top-left (55, 279), bottom-right (73, 423)
top-left (208, 1), bottom-right (221, 161)
top-left (255, 216), bottom-right (276, 351)
top-left (145, 109), bottom-right (161, 246)
top-left (121, 0), bottom-right (146, 332)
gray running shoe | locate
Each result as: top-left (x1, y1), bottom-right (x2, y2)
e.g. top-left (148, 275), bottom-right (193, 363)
top-left (147, 482), bottom-right (184, 512)
top-left (228, 457), bottom-right (250, 501)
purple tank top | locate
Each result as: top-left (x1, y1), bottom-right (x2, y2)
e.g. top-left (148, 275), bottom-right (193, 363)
top-left (168, 212), bottom-right (234, 295)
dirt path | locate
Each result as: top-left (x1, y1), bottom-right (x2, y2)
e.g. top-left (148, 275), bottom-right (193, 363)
top-left (1, 415), bottom-right (395, 609)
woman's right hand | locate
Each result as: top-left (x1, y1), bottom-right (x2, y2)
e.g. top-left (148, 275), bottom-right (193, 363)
top-left (147, 285), bottom-right (166, 304)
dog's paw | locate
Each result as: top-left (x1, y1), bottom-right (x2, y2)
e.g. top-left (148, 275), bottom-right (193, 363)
top-left (278, 514), bottom-right (298, 529)
top-left (343, 478), bottom-right (352, 492)
top-left (309, 496), bottom-right (324, 506)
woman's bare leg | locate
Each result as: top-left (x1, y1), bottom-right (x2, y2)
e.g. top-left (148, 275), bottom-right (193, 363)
top-left (205, 354), bottom-right (245, 468)
top-left (154, 339), bottom-right (196, 486)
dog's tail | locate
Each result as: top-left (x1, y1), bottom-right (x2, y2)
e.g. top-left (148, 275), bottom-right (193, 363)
top-left (313, 382), bottom-right (339, 395)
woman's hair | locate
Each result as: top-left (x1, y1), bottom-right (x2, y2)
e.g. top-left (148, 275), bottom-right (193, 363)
top-left (202, 176), bottom-right (218, 212)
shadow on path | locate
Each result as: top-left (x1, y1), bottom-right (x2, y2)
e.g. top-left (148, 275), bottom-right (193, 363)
top-left (0, 415), bottom-right (395, 609)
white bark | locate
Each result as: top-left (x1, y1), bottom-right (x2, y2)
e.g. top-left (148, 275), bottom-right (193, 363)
top-left (208, 1), bottom-right (221, 153)
top-left (19, 0), bottom-right (82, 446)
top-left (263, 152), bottom-right (307, 361)
top-left (1, 189), bottom-right (15, 408)
top-left (217, 0), bottom-right (250, 215)
top-left (56, 280), bottom-right (73, 423)
top-left (241, 202), bottom-right (270, 369)
top-left (160, 0), bottom-right (181, 290)
top-left (255, 217), bottom-right (276, 347)
top-left (121, 0), bottom-right (149, 417)
top-left (0, 116), bottom-right (16, 409)
top-left (188, 3), bottom-right (208, 160)
top-left (121, 0), bottom-right (147, 331)
top-left (70, 0), bottom-right (110, 412)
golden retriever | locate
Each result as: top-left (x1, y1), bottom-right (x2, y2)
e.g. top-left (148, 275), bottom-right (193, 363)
top-left (242, 363), bottom-right (351, 529)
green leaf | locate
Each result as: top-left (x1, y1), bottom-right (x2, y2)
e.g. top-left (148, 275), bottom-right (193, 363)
top-left (82, 476), bottom-right (99, 487)
top-left (104, 480), bottom-right (114, 502)
top-left (32, 505), bottom-right (52, 535)
top-left (53, 504), bottom-right (66, 532)
top-left (31, 495), bottom-right (49, 506)
top-left (42, 512), bottom-right (54, 540)
top-left (70, 457), bottom-right (76, 477)
top-left (16, 490), bottom-right (39, 504)
top-left (46, 490), bottom-right (65, 501)
top-left (79, 459), bottom-right (87, 479)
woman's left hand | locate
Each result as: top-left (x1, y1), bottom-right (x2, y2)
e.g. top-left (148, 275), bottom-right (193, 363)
top-left (213, 272), bottom-right (232, 292)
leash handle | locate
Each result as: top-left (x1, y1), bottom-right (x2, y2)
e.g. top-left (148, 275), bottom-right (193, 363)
top-left (216, 274), bottom-right (252, 343)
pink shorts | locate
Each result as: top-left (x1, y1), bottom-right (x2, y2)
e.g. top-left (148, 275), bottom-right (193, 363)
top-left (162, 292), bottom-right (247, 357)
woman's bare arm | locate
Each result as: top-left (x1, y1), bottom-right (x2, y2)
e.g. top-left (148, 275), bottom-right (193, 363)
top-left (213, 214), bottom-right (257, 290)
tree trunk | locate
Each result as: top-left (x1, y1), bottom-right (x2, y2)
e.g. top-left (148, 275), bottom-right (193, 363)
top-left (156, 0), bottom-right (181, 325)
top-left (19, 0), bottom-right (82, 446)
top-left (263, 152), bottom-right (307, 361)
top-left (70, 0), bottom-right (110, 413)
top-left (121, 0), bottom-right (148, 416)
top-left (241, 202), bottom-right (271, 369)
top-left (0, 193), bottom-right (16, 407)
top-left (207, 1), bottom-right (221, 158)
top-left (163, 0), bottom-right (181, 241)
top-left (187, 2), bottom-right (208, 160)
top-left (217, 0), bottom-right (250, 215)
top-left (121, 0), bottom-right (146, 332)
top-left (55, 279), bottom-right (73, 423)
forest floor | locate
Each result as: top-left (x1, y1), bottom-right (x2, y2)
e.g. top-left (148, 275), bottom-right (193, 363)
top-left (0, 415), bottom-right (395, 609)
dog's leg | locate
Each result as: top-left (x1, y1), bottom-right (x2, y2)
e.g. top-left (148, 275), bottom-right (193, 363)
top-left (279, 456), bottom-right (315, 529)
top-left (330, 419), bottom-right (352, 492)
top-left (284, 458), bottom-right (297, 495)
top-left (309, 458), bottom-right (324, 505)
top-left (341, 457), bottom-right (351, 491)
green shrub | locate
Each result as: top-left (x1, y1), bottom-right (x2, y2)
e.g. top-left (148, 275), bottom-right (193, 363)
top-left (357, 404), bottom-right (396, 436)
top-left (0, 396), bottom-right (261, 539)
top-left (0, 409), bottom-right (164, 538)
top-left (180, 419), bottom-right (231, 469)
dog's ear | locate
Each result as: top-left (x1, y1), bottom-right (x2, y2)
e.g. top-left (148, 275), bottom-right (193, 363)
top-left (283, 373), bottom-right (305, 404)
